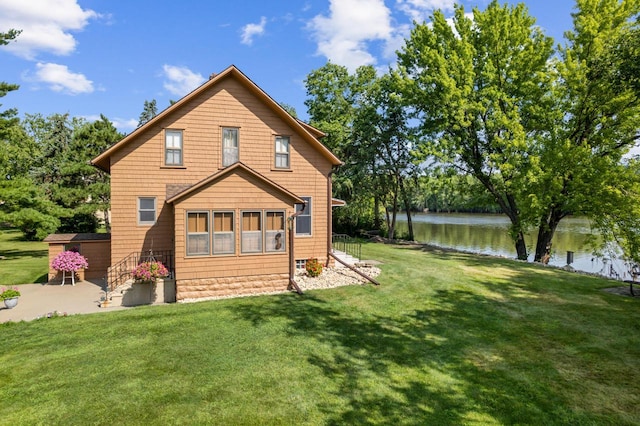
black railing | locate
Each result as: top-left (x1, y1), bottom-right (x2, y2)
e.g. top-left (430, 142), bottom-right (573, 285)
top-left (104, 250), bottom-right (174, 292)
top-left (332, 234), bottom-right (362, 261)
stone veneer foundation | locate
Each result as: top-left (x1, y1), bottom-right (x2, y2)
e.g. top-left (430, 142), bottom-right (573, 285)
top-left (177, 273), bottom-right (290, 300)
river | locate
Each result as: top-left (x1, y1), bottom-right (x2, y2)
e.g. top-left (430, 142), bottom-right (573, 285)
top-left (395, 213), bottom-right (632, 279)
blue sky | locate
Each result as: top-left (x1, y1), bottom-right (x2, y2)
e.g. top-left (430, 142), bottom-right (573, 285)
top-left (0, 0), bottom-right (575, 133)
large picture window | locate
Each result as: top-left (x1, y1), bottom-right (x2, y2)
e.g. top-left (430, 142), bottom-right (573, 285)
top-left (165, 130), bottom-right (183, 166)
top-left (295, 197), bottom-right (311, 236)
top-left (265, 211), bottom-right (285, 252)
top-left (138, 197), bottom-right (156, 225)
top-left (187, 212), bottom-right (209, 255)
top-left (213, 212), bottom-right (235, 254)
top-left (222, 127), bottom-right (239, 166)
top-left (241, 211), bottom-right (262, 253)
top-left (274, 136), bottom-right (290, 169)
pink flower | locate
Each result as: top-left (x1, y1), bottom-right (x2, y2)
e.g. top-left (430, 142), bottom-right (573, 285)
top-left (51, 250), bottom-right (89, 272)
top-left (133, 261), bottom-right (169, 282)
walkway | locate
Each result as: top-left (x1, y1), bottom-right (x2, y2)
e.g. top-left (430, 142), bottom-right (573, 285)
top-left (0, 280), bottom-right (128, 323)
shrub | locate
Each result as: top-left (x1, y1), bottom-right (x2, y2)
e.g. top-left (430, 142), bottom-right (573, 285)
top-left (306, 258), bottom-right (323, 277)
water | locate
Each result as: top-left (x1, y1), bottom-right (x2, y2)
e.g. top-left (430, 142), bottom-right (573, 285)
top-left (395, 213), bottom-right (631, 278)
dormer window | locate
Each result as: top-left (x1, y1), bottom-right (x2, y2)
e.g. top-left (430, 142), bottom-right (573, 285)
top-left (222, 127), bottom-right (239, 166)
top-left (165, 130), bottom-right (183, 166)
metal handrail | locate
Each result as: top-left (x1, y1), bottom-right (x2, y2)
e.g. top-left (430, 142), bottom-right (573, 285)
top-left (331, 233), bottom-right (362, 262)
top-left (104, 250), bottom-right (174, 292)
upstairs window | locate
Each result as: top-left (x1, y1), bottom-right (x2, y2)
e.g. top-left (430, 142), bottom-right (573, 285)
top-left (222, 127), bottom-right (239, 166)
top-left (295, 197), bottom-right (311, 236)
top-left (265, 211), bottom-right (285, 252)
top-left (274, 136), bottom-right (290, 169)
top-left (213, 211), bottom-right (235, 255)
top-left (241, 211), bottom-right (262, 253)
top-left (187, 212), bottom-right (209, 256)
top-left (165, 130), bottom-right (183, 166)
top-left (138, 197), bottom-right (156, 225)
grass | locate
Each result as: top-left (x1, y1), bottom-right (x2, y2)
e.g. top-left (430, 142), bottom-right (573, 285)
top-left (0, 228), bottom-right (48, 285)
top-left (1, 242), bottom-right (639, 424)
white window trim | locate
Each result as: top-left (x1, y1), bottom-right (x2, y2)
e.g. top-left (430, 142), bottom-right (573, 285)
top-left (295, 197), bottom-right (312, 236)
top-left (186, 211), bottom-right (210, 256)
top-left (274, 135), bottom-right (290, 169)
top-left (138, 197), bottom-right (157, 226)
top-left (222, 127), bottom-right (239, 167)
top-left (165, 129), bottom-right (183, 166)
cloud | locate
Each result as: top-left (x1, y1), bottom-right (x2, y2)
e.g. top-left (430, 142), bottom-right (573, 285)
top-left (33, 62), bottom-right (94, 94)
top-left (397, 0), bottom-right (457, 22)
top-left (162, 65), bottom-right (205, 97)
top-left (307, 0), bottom-right (393, 71)
top-left (111, 117), bottom-right (138, 133)
top-left (241, 16), bottom-right (267, 46)
top-left (0, 0), bottom-right (98, 59)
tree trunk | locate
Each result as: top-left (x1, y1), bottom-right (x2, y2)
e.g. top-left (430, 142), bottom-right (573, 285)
top-left (534, 208), bottom-right (564, 262)
top-left (399, 177), bottom-right (414, 241)
top-left (374, 194), bottom-right (381, 230)
top-left (515, 231), bottom-right (528, 261)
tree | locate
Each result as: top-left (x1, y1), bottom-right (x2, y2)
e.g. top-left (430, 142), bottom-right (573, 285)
top-left (278, 102), bottom-right (298, 118)
top-left (397, 1), bottom-right (554, 259)
top-left (137, 99), bottom-right (158, 127)
top-left (529, 0), bottom-right (640, 262)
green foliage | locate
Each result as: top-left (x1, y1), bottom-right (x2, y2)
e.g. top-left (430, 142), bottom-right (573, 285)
top-left (0, 286), bottom-right (20, 300)
top-left (1, 244), bottom-right (639, 424)
top-left (0, 178), bottom-right (62, 240)
top-left (137, 99), bottom-right (158, 127)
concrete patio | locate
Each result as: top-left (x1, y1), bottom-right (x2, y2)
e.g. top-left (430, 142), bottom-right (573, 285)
top-left (0, 280), bottom-right (129, 323)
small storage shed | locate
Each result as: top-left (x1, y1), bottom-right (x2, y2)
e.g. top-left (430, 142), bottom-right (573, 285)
top-left (44, 233), bottom-right (111, 283)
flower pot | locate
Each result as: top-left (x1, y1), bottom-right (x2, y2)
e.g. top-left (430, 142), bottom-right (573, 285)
top-left (4, 297), bottom-right (18, 309)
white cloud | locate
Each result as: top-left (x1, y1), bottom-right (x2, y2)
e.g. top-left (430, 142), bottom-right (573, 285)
top-left (307, 0), bottom-right (393, 71)
top-left (241, 16), bottom-right (267, 46)
top-left (397, 0), bottom-right (457, 22)
top-left (0, 0), bottom-right (98, 59)
top-left (33, 62), bottom-right (94, 94)
top-left (111, 117), bottom-right (138, 133)
top-left (162, 65), bottom-right (205, 97)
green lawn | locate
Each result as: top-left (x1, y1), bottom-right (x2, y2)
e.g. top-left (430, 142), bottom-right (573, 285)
top-left (1, 242), bottom-right (639, 424)
top-left (0, 228), bottom-right (48, 285)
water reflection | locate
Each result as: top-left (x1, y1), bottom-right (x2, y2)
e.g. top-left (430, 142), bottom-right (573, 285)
top-left (396, 213), bottom-right (630, 278)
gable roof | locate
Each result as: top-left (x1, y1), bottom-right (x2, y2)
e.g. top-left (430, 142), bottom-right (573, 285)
top-left (166, 162), bottom-right (305, 205)
top-left (91, 65), bottom-right (342, 173)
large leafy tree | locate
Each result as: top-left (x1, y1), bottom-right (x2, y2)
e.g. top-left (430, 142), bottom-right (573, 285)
top-left (397, 1), bottom-right (554, 259)
top-left (530, 0), bottom-right (640, 262)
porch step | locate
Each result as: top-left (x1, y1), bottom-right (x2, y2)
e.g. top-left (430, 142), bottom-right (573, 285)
top-left (333, 250), bottom-right (359, 268)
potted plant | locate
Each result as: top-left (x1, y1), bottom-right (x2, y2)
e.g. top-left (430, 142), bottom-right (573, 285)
top-left (1, 286), bottom-right (21, 309)
top-left (132, 261), bottom-right (169, 283)
top-left (51, 250), bottom-right (89, 286)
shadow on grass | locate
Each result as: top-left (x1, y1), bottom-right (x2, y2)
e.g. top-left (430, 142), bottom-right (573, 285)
top-left (1, 248), bottom-right (48, 260)
top-left (231, 285), bottom-right (586, 424)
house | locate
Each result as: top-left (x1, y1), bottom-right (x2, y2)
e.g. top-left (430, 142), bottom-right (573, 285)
top-left (91, 65), bottom-right (342, 300)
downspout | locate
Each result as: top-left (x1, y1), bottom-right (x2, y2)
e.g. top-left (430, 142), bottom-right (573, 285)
top-left (288, 204), bottom-right (306, 295)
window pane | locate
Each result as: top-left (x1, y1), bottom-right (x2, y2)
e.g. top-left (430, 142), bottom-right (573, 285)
top-left (188, 234), bottom-right (209, 255)
top-left (166, 131), bottom-right (182, 148)
top-left (266, 212), bottom-right (284, 230)
top-left (295, 197), bottom-right (311, 235)
top-left (213, 232), bottom-right (234, 254)
top-left (242, 232), bottom-right (262, 252)
top-left (275, 153), bottom-right (289, 168)
top-left (265, 231), bottom-right (285, 252)
top-left (222, 128), bottom-right (239, 166)
top-left (139, 198), bottom-right (155, 210)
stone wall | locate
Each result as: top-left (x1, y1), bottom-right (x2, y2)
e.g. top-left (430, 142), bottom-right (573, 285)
top-left (177, 273), bottom-right (289, 300)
